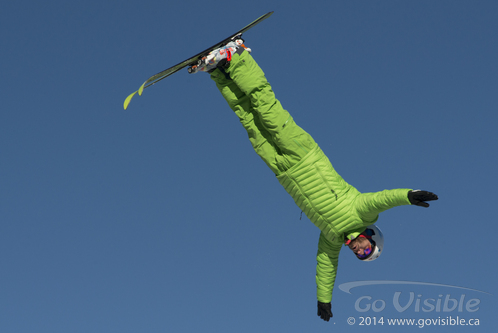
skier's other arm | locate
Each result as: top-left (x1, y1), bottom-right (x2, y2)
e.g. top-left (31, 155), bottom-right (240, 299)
top-left (315, 232), bottom-right (341, 321)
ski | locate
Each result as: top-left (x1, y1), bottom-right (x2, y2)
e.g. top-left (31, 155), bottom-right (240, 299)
top-left (123, 11), bottom-right (274, 110)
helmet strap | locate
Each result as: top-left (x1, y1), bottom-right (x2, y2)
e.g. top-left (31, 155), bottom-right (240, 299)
top-left (345, 233), bottom-right (372, 245)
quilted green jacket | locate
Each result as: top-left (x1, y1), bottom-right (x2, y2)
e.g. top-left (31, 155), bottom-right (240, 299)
top-left (211, 49), bottom-right (412, 304)
top-left (276, 144), bottom-right (411, 303)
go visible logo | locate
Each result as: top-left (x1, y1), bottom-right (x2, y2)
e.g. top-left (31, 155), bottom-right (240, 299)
top-left (338, 280), bottom-right (491, 314)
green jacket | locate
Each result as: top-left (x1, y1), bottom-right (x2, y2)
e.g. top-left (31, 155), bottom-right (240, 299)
top-left (210, 50), bottom-right (412, 304)
top-left (277, 144), bottom-right (411, 303)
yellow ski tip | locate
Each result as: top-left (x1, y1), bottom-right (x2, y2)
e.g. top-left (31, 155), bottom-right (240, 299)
top-left (123, 91), bottom-right (138, 110)
top-left (124, 81), bottom-right (147, 109)
top-left (138, 82), bottom-right (146, 96)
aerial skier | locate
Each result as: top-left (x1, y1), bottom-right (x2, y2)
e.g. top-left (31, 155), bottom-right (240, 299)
top-left (189, 39), bottom-right (438, 321)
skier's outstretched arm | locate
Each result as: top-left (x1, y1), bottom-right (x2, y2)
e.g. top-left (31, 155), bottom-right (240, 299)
top-left (355, 189), bottom-right (438, 223)
top-left (355, 188), bottom-right (411, 223)
top-left (315, 232), bottom-right (341, 321)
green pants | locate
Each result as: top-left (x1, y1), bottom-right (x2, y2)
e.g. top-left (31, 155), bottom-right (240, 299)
top-left (210, 50), bottom-right (316, 175)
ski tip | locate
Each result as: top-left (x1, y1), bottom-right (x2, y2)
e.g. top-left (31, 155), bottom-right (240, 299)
top-left (138, 82), bottom-right (146, 96)
top-left (123, 91), bottom-right (138, 110)
top-left (124, 82), bottom-right (147, 109)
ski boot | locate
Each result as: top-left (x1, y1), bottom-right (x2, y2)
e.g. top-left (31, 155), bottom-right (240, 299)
top-left (188, 35), bottom-right (251, 74)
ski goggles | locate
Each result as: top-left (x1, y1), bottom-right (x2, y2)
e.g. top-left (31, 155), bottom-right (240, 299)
top-left (356, 244), bottom-right (373, 259)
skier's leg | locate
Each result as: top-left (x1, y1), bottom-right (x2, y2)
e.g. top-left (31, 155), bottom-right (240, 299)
top-left (222, 49), bottom-right (317, 171)
top-left (210, 68), bottom-right (291, 174)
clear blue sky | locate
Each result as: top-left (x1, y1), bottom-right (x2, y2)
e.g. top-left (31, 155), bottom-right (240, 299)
top-left (1, 1), bottom-right (496, 332)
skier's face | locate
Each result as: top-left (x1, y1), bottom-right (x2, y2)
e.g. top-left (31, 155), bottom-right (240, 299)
top-left (348, 237), bottom-right (372, 258)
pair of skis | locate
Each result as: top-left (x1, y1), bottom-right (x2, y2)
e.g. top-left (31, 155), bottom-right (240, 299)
top-left (123, 11), bottom-right (273, 110)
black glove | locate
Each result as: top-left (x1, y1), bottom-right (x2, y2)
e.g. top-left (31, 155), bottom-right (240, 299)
top-left (408, 190), bottom-right (438, 207)
top-left (317, 301), bottom-right (333, 322)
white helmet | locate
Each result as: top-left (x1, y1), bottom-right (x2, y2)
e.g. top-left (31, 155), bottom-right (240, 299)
top-left (358, 225), bottom-right (384, 262)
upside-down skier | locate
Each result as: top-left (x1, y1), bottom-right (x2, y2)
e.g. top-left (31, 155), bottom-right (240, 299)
top-left (189, 38), bottom-right (438, 322)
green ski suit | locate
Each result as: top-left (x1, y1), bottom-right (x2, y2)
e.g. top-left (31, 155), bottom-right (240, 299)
top-left (210, 49), bottom-right (412, 304)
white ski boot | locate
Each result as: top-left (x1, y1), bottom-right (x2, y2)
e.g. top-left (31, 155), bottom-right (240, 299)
top-left (188, 35), bottom-right (251, 74)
